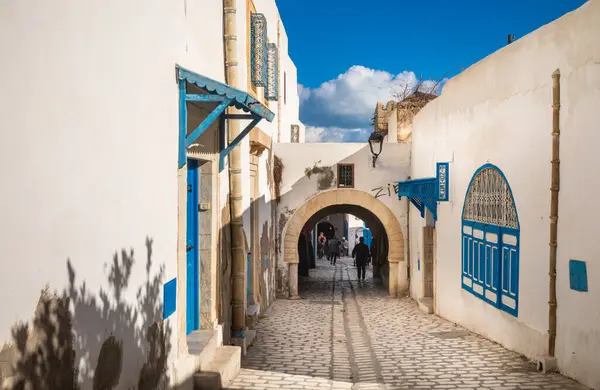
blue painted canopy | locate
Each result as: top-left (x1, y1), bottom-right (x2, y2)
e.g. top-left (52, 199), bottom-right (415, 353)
top-left (396, 177), bottom-right (438, 220)
top-left (177, 66), bottom-right (275, 122)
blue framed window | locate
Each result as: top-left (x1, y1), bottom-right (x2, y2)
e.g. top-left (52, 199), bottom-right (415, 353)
top-left (461, 164), bottom-right (520, 317)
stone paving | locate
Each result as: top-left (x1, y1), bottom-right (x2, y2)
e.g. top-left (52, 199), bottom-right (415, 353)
top-left (229, 257), bottom-right (589, 390)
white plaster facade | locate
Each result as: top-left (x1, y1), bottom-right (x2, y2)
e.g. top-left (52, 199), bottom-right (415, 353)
top-left (0, 0), bottom-right (301, 388)
top-left (409, 2), bottom-right (600, 388)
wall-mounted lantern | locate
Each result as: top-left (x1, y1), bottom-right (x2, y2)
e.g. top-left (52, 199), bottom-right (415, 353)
top-left (368, 131), bottom-right (384, 167)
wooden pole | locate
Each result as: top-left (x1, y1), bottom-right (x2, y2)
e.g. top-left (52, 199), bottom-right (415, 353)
top-left (548, 69), bottom-right (561, 357)
top-left (224, 0), bottom-right (246, 337)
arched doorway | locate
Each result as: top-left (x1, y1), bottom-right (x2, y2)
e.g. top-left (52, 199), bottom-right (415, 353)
top-left (283, 189), bottom-right (406, 298)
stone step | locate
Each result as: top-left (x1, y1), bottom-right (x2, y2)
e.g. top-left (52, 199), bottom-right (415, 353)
top-left (193, 346), bottom-right (241, 390)
top-left (418, 297), bottom-right (434, 314)
top-left (187, 329), bottom-right (218, 371)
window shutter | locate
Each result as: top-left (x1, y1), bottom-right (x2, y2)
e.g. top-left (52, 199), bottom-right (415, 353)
top-left (250, 13), bottom-right (267, 88)
top-left (265, 43), bottom-right (279, 101)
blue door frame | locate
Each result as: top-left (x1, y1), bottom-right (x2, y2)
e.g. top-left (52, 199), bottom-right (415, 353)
top-left (186, 159), bottom-right (200, 334)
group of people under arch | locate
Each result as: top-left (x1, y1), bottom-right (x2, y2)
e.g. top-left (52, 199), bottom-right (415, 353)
top-left (317, 232), bottom-right (375, 281)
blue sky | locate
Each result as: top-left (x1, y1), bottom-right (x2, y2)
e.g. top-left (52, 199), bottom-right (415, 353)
top-left (276, 0), bottom-right (587, 142)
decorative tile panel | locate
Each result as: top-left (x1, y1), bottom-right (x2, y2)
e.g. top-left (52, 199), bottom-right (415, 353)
top-left (250, 13), bottom-right (267, 87)
top-left (291, 124), bottom-right (300, 143)
top-left (437, 162), bottom-right (449, 201)
top-left (266, 43), bottom-right (279, 101)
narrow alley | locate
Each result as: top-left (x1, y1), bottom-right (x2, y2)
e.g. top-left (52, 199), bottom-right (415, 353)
top-left (230, 257), bottom-right (588, 390)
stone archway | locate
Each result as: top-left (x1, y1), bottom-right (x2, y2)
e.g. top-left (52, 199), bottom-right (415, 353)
top-left (283, 189), bottom-right (407, 298)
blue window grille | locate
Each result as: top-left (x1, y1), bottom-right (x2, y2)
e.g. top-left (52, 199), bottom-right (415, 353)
top-left (461, 164), bottom-right (520, 317)
top-left (250, 13), bottom-right (267, 88)
top-left (265, 43), bottom-right (279, 101)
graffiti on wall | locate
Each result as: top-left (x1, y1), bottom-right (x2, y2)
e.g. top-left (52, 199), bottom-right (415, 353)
top-left (371, 182), bottom-right (399, 199)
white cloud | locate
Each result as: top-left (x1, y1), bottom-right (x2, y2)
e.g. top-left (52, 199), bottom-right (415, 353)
top-left (297, 84), bottom-right (310, 102)
top-left (300, 65), bottom-right (444, 132)
top-left (305, 126), bottom-right (371, 143)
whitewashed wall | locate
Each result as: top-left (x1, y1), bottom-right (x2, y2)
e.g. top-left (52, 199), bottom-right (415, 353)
top-left (0, 0), bottom-right (300, 387)
top-left (0, 0), bottom-right (229, 387)
top-left (279, 51), bottom-right (303, 143)
top-left (410, 2), bottom-right (600, 388)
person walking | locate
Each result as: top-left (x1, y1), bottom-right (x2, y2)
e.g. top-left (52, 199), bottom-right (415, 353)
top-left (352, 236), bottom-right (370, 281)
top-left (328, 236), bottom-right (341, 265)
top-left (341, 237), bottom-right (349, 257)
top-left (317, 232), bottom-right (327, 259)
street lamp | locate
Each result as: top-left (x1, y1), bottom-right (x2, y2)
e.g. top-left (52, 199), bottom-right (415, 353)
top-left (368, 131), bottom-right (384, 167)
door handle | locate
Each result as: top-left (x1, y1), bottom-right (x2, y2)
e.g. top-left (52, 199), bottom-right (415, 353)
top-left (186, 245), bottom-right (195, 251)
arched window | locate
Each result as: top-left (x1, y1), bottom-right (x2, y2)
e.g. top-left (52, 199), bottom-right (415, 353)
top-left (461, 164), bottom-right (520, 317)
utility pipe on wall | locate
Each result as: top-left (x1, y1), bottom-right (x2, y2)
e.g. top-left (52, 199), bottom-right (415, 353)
top-left (223, 0), bottom-right (246, 338)
top-left (548, 69), bottom-right (561, 357)
top-left (406, 176), bottom-right (411, 283)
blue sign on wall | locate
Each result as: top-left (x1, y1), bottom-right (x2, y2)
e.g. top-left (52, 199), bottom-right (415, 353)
top-left (569, 260), bottom-right (588, 292)
top-left (436, 162), bottom-right (449, 202)
top-left (163, 278), bottom-right (177, 319)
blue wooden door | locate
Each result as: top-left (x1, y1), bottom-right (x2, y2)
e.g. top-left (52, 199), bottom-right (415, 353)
top-left (186, 159), bottom-right (199, 335)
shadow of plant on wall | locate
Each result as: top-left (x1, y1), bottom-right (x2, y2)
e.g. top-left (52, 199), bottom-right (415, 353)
top-left (10, 287), bottom-right (79, 390)
top-left (3, 237), bottom-right (171, 390)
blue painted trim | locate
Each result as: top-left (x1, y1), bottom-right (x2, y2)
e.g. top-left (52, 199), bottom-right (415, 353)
top-left (569, 260), bottom-right (588, 292)
top-left (460, 163), bottom-right (521, 228)
top-left (178, 79), bottom-right (187, 169)
top-left (185, 99), bottom-right (231, 148)
top-left (185, 94), bottom-right (227, 102)
top-left (436, 162), bottom-right (450, 202)
top-left (186, 159), bottom-right (200, 334)
top-left (163, 278), bottom-right (177, 319)
top-left (176, 65), bottom-right (274, 122)
top-left (460, 164), bottom-right (520, 318)
top-left (176, 66), bottom-right (275, 169)
top-left (219, 116), bottom-right (261, 171)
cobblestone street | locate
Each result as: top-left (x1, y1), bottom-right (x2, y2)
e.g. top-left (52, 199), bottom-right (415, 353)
top-left (229, 257), bottom-right (589, 390)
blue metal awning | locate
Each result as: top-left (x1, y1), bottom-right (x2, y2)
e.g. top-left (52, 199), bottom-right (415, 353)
top-left (396, 163), bottom-right (450, 222)
top-left (176, 66), bottom-right (275, 169)
top-left (397, 178), bottom-right (438, 221)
